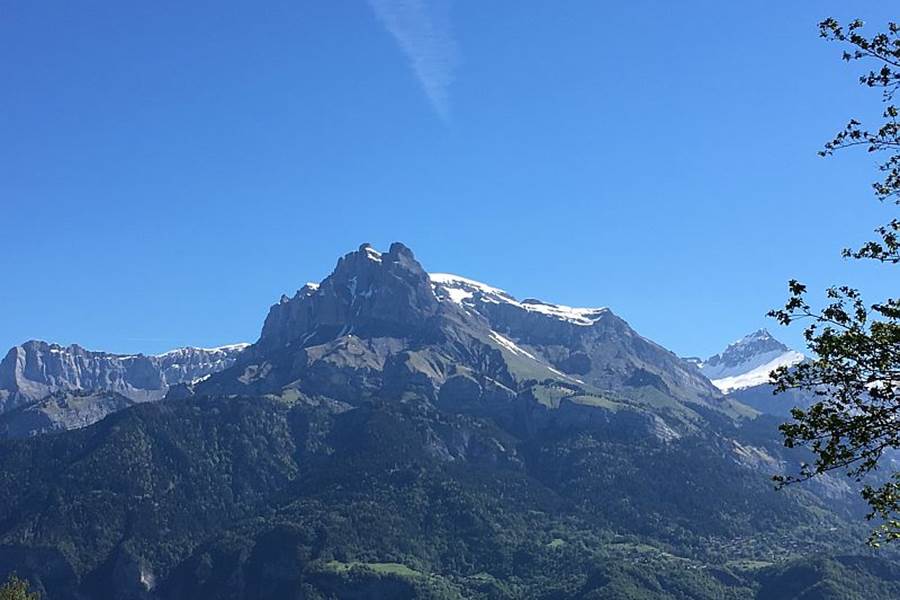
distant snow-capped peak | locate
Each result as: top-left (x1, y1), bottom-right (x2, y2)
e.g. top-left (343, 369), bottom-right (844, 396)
top-left (155, 343), bottom-right (251, 359)
top-left (429, 273), bottom-right (608, 326)
top-left (697, 329), bottom-right (804, 392)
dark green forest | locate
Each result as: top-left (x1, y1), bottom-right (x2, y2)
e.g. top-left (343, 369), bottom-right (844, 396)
top-left (0, 394), bottom-right (896, 599)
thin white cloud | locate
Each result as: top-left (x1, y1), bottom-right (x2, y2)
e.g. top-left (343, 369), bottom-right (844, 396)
top-left (368, 0), bottom-right (460, 121)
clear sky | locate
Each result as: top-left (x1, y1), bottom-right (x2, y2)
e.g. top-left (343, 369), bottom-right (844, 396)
top-left (1, 1), bottom-right (896, 359)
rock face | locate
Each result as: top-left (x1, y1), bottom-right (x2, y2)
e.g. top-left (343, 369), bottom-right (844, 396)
top-left (0, 341), bottom-right (248, 418)
top-left (429, 273), bottom-right (721, 404)
top-left (258, 243), bottom-right (443, 351)
top-left (155, 344), bottom-right (250, 386)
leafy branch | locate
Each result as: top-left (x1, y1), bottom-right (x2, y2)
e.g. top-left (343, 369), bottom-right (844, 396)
top-left (770, 18), bottom-right (900, 545)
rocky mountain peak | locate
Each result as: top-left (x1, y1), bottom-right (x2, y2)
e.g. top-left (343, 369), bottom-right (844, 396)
top-left (703, 329), bottom-right (789, 371)
top-left (699, 329), bottom-right (804, 392)
top-left (257, 242), bottom-right (443, 351)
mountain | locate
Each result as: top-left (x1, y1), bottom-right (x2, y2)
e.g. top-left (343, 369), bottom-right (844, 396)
top-left (192, 243), bottom-right (733, 439)
top-left (0, 242), bottom-right (891, 599)
top-left (0, 243), bottom-right (732, 439)
top-left (0, 341), bottom-right (248, 436)
top-left (696, 329), bottom-right (805, 393)
top-left (693, 330), bottom-right (814, 417)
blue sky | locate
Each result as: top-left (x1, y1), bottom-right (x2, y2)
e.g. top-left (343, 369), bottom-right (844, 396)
top-left (1, 1), bottom-right (896, 358)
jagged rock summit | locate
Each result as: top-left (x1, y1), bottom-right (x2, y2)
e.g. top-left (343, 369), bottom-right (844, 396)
top-left (258, 242), bottom-right (444, 352)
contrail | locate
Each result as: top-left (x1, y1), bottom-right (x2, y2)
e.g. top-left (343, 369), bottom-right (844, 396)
top-left (368, 0), bottom-right (460, 121)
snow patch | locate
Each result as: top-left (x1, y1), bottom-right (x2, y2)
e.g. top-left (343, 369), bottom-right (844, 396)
top-left (430, 273), bottom-right (510, 298)
top-left (518, 299), bottom-right (608, 326)
top-left (488, 331), bottom-right (587, 385)
top-left (363, 246), bottom-right (382, 262)
top-left (430, 273), bottom-right (607, 326)
top-left (444, 287), bottom-right (473, 304)
top-left (701, 348), bottom-right (793, 380)
top-left (711, 350), bottom-right (805, 392)
top-left (489, 331), bottom-right (537, 360)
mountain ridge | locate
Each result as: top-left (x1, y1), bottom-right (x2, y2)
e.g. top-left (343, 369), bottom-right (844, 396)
top-left (0, 340), bottom-right (249, 420)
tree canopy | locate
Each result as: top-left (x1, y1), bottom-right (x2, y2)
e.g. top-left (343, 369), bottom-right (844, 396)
top-left (770, 18), bottom-right (900, 545)
top-left (0, 575), bottom-right (38, 600)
